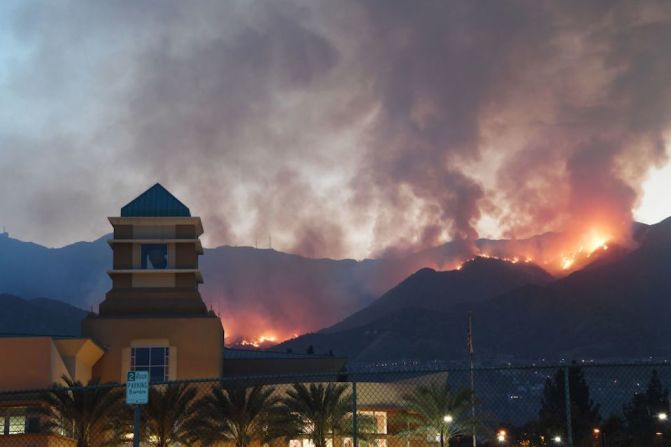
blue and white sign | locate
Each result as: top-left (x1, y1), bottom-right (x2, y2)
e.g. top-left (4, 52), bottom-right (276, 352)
top-left (126, 371), bottom-right (149, 405)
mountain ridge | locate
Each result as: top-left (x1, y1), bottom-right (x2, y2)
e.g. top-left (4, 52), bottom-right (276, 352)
top-left (0, 219), bottom-right (662, 343)
top-left (0, 228), bottom-right (589, 340)
top-left (275, 217), bottom-right (671, 363)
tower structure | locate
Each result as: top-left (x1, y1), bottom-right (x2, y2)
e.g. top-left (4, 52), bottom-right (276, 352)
top-left (82, 183), bottom-right (224, 382)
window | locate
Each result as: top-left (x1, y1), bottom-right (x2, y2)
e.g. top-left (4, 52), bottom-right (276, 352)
top-left (141, 244), bottom-right (168, 269)
top-left (131, 347), bottom-right (169, 382)
top-left (0, 409), bottom-right (27, 435)
top-left (8, 415), bottom-right (25, 435)
top-left (26, 416), bottom-right (40, 433)
top-left (0, 408), bottom-right (41, 435)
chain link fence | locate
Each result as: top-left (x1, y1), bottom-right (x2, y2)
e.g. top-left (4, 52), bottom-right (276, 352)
top-left (0, 362), bottom-right (670, 446)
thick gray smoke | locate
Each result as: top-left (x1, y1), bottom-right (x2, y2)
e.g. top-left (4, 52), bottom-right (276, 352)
top-left (0, 0), bottom-right (669, 258)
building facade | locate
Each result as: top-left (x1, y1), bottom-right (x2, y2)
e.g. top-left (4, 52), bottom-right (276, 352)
top-left (0, 183), bottom-right (353, 444)
top-left (81, 183), bottom-right (224, 383)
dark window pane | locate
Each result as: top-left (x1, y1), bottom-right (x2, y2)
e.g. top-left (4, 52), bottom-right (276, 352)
top-left (141, 244), bottom-right (167, 269)
top-left (134, 348), bottom-right (150, 366)
top-left (135, 366), bottom-right (150, 375)
top-left (26, 417), bottom-right (40, 433)
top-left (131, 347), bottom-right (168, 382)
top-left (150, 347), bottom-right (166, 366)
top-left (150, 367), bottom-right (165, 382)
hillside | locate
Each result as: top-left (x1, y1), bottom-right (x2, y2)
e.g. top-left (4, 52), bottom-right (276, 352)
top-left (0, 294), bottom-right (88, 336)
top-left (0, 230), bottom-right (567, 340)
top-left (276, 218), bottom-right (671, 363)
top-left (325, 257), bottom-right (553, 333)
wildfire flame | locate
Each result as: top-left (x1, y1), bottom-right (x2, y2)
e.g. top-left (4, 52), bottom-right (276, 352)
top-left (452, 252), bottom-right (535, 271)
top-left (448, 228), bottom-right (614, 274)
top-left (559, 230), bottom-right (611, 271)
top-left (222, 227), bottom-right (621, 345)
top-left (239, 333), bottom-right (278, 348)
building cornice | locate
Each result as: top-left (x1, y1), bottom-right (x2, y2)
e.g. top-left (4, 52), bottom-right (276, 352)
top-left (108, 216), bottom-right (204, 236)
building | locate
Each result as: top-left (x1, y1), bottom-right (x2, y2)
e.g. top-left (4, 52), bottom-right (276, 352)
top-left (0, 183), bottom-right (347, 442)
top-left (81, 183), bottom-right (224, 383)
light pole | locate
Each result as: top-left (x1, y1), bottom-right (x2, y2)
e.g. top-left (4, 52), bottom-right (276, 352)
top-left (440, 414), bottom-right (453, 447)
top-left (593, 427), bottom-right (605, 447)
top-left (657, 412), bottom-right (668, 445)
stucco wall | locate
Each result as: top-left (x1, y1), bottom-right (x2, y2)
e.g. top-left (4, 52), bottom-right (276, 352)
top-left (82, 316), bottom-right (224, 383)
top-left (0, 338), bottom-right (69, 390)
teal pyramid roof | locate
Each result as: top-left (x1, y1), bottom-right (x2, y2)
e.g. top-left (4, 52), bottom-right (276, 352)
top-left (121, 183), bottom-right (191, 217)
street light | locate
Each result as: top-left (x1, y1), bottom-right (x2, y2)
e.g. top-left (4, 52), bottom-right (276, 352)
top-left (553, 435), bottom-right (562, 444)
top-left (658, 412), bottom-right (668, 421)
top-left (497, 429), bottom-right (507, 443)
top-left (443, 415), bottom-right (453, 423)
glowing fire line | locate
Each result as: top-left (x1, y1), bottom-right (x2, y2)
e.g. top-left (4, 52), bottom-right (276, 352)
top-left (449, 230), bottom-right (612, 273)
top-left (240, 334), bottom-right (278, 348)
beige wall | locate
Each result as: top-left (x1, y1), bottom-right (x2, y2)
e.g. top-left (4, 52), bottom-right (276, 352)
top-left (0, 433), bottom-right (76, 447)
top-left (131, 272), bottom-right (175, 288)
top-left (113, 243), bottom-right (133, 269)
top-left (82, 316), bottom-right (224, 383)
top-left (52, 339), bottom-right (105, 385)
top-left (0, 338), bottom-right (69, 390)
top-left (133, 225), bottom-right (176, 239)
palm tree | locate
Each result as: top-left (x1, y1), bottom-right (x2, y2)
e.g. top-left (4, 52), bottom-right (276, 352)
top-left (39, 375), bottom-right (127, 447)
top-left (190, 383), bottom-right (278, 447)
top-left (399, 378), bottom-right (473, 447)
top-left (272, 382), bottom-right (371, 447)
top-left (143, 382), bottom-right (197, 447)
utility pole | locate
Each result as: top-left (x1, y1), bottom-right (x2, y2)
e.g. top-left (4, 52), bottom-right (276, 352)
top-left (468, 312), bottom-right (477, 447)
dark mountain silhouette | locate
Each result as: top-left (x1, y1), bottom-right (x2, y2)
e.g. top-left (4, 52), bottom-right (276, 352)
top-left (276, 218), bottom-right (671, 363)
top-left (0, 229), bottom-right (570, 340)
top-left (324, 257), bottom-right (554, 333)
top-left (0, 233), bottom-right (110, 308)
top-left (0, 294), bottom-right (88, 336)
top-left (0, 220), bottom-right (659, 345)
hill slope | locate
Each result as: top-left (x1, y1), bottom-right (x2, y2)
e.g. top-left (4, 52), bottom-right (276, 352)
top-left (0, 231), bottom-right (566, 340)
top-left (277, 218), bottom-right (671, 363)
top-left (325, 257), bottom-right (553, 333)
top-left (0, 294), bottom-right (88, 336)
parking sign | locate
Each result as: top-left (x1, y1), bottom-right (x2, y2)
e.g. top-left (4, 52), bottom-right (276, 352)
top-left (126, 370), bottom-right (149, 405)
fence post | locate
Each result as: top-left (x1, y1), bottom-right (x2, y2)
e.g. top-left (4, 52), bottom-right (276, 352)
top-left (133, 405), bottom-right (141, 447)
top-left (352, 379), bottom-right (358, 447)
top-left (563, 366), bottom-right (574, 447)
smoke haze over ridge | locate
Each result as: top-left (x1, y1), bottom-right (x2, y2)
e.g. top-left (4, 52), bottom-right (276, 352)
top-left (0, 0), bottom-right (670, 259)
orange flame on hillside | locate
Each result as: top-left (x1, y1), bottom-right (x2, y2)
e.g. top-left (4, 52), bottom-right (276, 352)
top-left (445, 226), bottom-right (619, 275)
top-left (558, 229), bottom-right (611, 271)
top-left (234, 331), bottom-right (301, 348)
top-left (215, 223), bottom-right (629, 346)
top-left (240, 334), bottom-right (278, 348)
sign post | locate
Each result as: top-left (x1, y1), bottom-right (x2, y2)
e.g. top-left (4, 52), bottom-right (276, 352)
top-left (126, 371), bottom-right (149, 447)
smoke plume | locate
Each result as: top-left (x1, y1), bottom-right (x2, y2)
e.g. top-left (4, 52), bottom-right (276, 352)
top-left (0, 0), bottom-right (669, 260)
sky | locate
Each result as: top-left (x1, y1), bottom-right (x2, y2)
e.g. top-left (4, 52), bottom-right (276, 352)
top-left (0, 0), bottom-right (670, 260)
